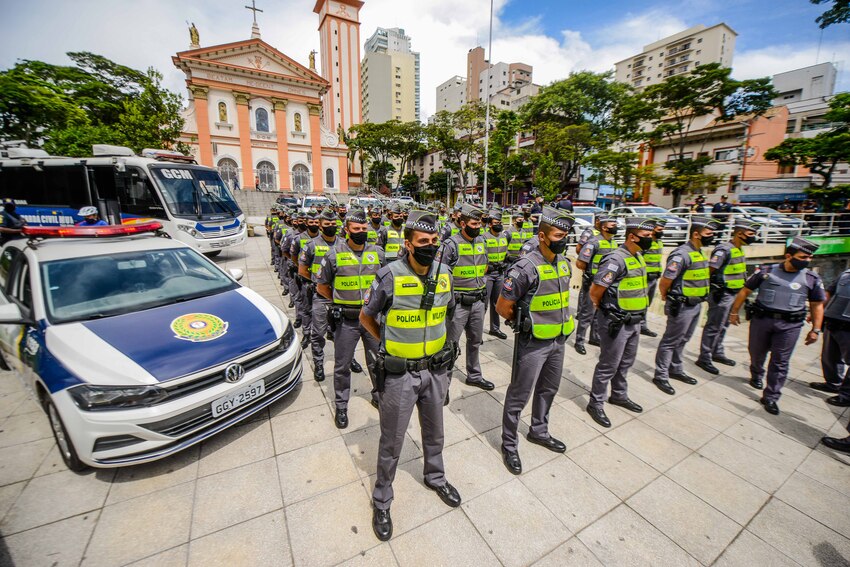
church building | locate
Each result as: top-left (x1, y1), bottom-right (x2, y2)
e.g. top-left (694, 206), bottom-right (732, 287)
top-left (173, 0), bottom-right (364, 193)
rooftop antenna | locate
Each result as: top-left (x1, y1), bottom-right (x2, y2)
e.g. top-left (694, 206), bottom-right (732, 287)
top-left (815, 28), bottom-right (824, 63)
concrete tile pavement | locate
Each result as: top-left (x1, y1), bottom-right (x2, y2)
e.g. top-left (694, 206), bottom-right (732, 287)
top-left (0, 236), bottom-right (849, 566)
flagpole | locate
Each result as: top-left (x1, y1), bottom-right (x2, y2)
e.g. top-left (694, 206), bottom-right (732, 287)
top-left (482, 0), bottom-right (493, 207)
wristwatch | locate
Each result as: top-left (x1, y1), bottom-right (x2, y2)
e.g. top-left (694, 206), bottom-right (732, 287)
top-left (811, 329), bottom-right (823, 334)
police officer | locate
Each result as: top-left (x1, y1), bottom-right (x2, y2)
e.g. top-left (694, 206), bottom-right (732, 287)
top-left (639, 219), bottom-right (664, 337)
top-left (729, 237), bottom-right (825, 414)
top-left (586, 218), bottom-right (654, 428)
top-left (575, 214), bottom-right (602, 257)
top-left (265, 206), bottom-right (279, 265)
top-left (653, 216), bottom-right (720, 395)
top-left (504, 210), bottom-right (531, 265)
top-left (316, 209), bottom-right (384, 427)
top-left (0, 199), bottom-right (26, 245)
top-left (378, 204), bottom-right (405, 262)
top-left (810, 268), bottom-right (850, 402)
top-left (282, 211), bottom-right (306, 313)
top-left (272, 208), bottom-right (287, 283)
top-left (440, 203), bottom-right (462, 241)
top-left (483, 209), bottom-right (509, 339)
top-left (821, 416), bottom-right (850, 455)
top-left (301, 209), bottom-right (340, 379)
top-left (574, 214), bottom-right (617, 354)
top-left (437, 203), bottom-right (495, 397)
top-left (367, 208), bottom-right (383, 245)
top-left (360, 210), bottom-right (462, 541)
top-left (292, 211), bottom-right (320, 339)
top-left (497, 207), bottom-right (576, 474)
top-left (696, 218), bottom-right (761, 375)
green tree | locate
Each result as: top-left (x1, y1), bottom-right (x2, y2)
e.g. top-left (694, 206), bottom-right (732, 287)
top-left (527, 152), bottom-right (562, 201)
top-left (764, 134), bottom-right (850, 190)
top-left (641, 63), bottom-right (776, 206)
top-left (426, 102), bottom-right (488, 190)
top-left (585, 150), bottom-right (641, 206)
top-left (811, 0), bottom-right (850, 28)
top-left (425, 170), bottom-right (451, 199)
top-left (399, 173), bottom-right (420, 194)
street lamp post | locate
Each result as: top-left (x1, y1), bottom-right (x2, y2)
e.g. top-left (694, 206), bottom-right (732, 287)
top-left (482, 0), bottom-right (494, 207)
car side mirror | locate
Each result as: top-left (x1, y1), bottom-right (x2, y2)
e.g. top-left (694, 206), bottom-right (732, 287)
top-left (0, 302), bottom-right (33, 325)
top-left (228, 268), bottom-right (244, 282)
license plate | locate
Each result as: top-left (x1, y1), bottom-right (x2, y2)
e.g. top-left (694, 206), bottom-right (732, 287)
top-left (211, 380), bottom-right (265, 418)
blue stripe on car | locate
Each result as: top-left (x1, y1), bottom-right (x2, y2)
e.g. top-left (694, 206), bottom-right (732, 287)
top-left (82, 290), bottom-right (277, 382)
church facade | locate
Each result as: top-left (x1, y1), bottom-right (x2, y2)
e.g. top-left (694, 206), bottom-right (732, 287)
top-left (173, 0), bottom-right (364, 194)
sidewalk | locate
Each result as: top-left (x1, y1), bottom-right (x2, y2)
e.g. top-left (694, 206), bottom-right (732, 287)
top-left (0, 237), bottom-right (848, 567)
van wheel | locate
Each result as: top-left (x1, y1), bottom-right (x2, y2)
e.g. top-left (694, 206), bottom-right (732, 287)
top-left (44, 398), bottom-right (87, 472)
top-left (204, 250), bottom-right (222, 258)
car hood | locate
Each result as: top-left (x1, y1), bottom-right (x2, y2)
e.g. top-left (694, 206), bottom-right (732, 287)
top-left (46, 288), bottom-right (283, 385)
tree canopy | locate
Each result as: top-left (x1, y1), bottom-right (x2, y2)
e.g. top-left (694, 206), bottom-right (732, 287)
top-left (811, 0), bottom-right (850, 28)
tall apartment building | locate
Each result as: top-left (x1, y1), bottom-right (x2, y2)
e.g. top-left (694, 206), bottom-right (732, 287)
top-left (436, 75), bottom-right (467, 113)
top-left (467, 47), bottom-right (488, 103)
top-left (614, 23), bottom-right (737, 90)
top-left (361, 27), bottom-right (420, 123)
top-left (772, 62), bottom-right (837, 105)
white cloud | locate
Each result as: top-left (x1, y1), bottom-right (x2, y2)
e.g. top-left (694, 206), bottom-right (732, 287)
top-left (733, 42), bottom-right (850, 90)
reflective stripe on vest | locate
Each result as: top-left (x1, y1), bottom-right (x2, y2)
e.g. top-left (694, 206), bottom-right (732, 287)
top-left (384, 262), bottom-right (452, 359)
top-left (682, 250), bottom-right (709, 297)
top-left (384, 229), bottom-right (402, 259)
top-left (644, 239), bottom-right (663, 274)
top-left (506, 226), bottom-right (529, 259)
top-left (611, 249), bottom-right (649, 312)
top-left (484, 234), bottom-right (508, 263)
top-left (755, 266), bottom-right (810, 313)
top-left (527, 255), bottom-right (575, 340)
top-left (332, 248), bottom-right (382, 305)
top-left (723, 246), bottom-right (747, 290)
top-left (367, 228), bottom-right (379, 245)
top-left (591, 238), bottom-right (616, 275)
top-left (311, 241), bottom-right (333, 275)
top-left (452, 238), bottom-right (488, 291)
top-left (824, 271), bottom-right (850, 322)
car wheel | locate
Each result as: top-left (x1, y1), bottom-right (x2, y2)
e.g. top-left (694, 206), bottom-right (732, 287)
top-left (44, 398), bottom-right (87, 472)
top-left (204, 250), bottom-right (222, 258)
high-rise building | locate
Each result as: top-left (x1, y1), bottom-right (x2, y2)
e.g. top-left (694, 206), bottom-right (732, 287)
top-left (614, 23), bottom-right (737, 90)
top-left (361, 27), bottom-right (420, 123)
top-left (436, 75), bottom-right (467, 113)
top-left (467, 47), bottom-right (488, 103)
top-left (771, 62), bottom-right (837, 105)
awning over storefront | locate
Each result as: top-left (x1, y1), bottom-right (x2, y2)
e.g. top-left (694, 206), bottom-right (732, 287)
top-left (739, 192), bottom-right (808, 202)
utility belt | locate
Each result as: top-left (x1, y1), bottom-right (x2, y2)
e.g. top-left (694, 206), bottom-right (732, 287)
top-left (647, 273), bottom-right (661, 282)
top-left (488, 262), bottom-right (506, 275)
top-left (600, 307), bottom-right (645, 325)
top-left (455, 289), bottom-right (486, 306)
top-left (330, 305), bottom-right (362, 320)
top-left (826, 318), bottom-right (850, 332)
top-left (668, 294), bottom-right (707, 306)
top-left (372, 342), bottom-right (460, 392)
top-left (750, 303), bottom-right (807, 323)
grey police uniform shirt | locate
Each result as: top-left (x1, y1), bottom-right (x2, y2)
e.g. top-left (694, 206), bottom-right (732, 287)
top-left (708, 242), bottom-right (735, 271)
top-left (578, 235), bottom-right (611, 267)
top-left (592, 247), bottom-right (633, 310)
top-left (577, 227), bottom-right (595, 249)
top-left (502, 249), bottom-right (570, 343)
top-left (744, 264), bottom-right (826, 302)
top-left (315, 242), bottom-right (386, 288)
top-left (300, 236), bottom-right (338, 273)
top-left (826, 270), bottom-right (849, 297)
top-left (662, 242), bottom-right (701, 283)
top-left (519, 235), bottom-right (539, 257)
top-left (435, 234), bottom-right (487, 269)
top-left (362, 258), bottom-right (456, 340)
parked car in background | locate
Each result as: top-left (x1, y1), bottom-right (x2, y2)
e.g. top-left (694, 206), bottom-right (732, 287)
top-left (572, 205), bottom-right (605, 227)
top-left (730, 206), bottom-right (809, 241)
top-left (609, 205), bottom-right (689, 243)
top-left (300, 195), bottom-right (333, 212)
top-left (348, 196), bottom-right (383, 211)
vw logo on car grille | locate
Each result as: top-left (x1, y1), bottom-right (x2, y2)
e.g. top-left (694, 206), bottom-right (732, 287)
top-left (224, 363), bottom-right (245, 383)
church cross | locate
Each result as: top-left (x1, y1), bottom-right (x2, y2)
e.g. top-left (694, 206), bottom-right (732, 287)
top-left (245, 0), bottom-right (263, 24)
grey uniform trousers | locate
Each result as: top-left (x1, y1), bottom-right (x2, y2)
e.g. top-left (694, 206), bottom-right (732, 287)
top-left (640, 277), bottom-right (659, 332)
top-left (501, 335), bottom-right (566, 453)
top-left (749, 316), bottom-right (803, 403)
top-left (333, 317), bottom-right (380, 409)
top-left (299, 284), bottom-right (313, 333)
top-left (574, 283), bottom-right (600, 346)
top-left (698, 292), bottom-right (735, 363)
top-left (290, 271), bottom-right (303, 322)
top-left (447, 299), bottom-right (485, 386)
top-left (822, 325), bottom-right (850, 393)
top-left (311, 297), bottom-right (330, 365)
top-left (590, 314), bottom-right (641, 409)
top-left (654, 301), bottom-right (702, 382)
top-left (484, 271), bottom-right (505, 333)
top-left (373, 366), bottom-right (448, 510)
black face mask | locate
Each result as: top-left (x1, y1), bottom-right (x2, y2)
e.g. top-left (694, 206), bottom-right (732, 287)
top-left (392, 219), bottom-right (403, 228)
top-left (307, 225), bottom-right (319, 235)
top-left (464, 226), bottom-right (481, 239)
top-left (371, 217), bottom-right (381, 225)
top-left (296, 222), bottom-right (306, 230)
top-left (349, 231), bottom-right (368, 245)
top-left (790, 257), bottom-right (810, 270)
top-left (636, 236), bottom-right (654, 251)
top-left (700, 234), bottom-right (715, 246)
top-left (743, 235), bottom-right (757, 245)
top-left (547, 237), bottom-right (568, 255)
top-left (411, 244), bottom-right (439, 266)
top-left (491, 224), bottom-right (503, 233)
top-left (654, 231), bottom-right (664, 239)
top-left (322, 225), bottom-right (338, 238)
top-left (604, 226), bottom-right (619, 236)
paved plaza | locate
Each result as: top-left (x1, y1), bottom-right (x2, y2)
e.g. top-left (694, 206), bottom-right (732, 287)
top-left (0, 236), bottom-right (849, 567)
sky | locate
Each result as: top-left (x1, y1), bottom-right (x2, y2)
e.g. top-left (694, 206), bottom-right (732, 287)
top-left (1, 0), bottom-right (848, 120)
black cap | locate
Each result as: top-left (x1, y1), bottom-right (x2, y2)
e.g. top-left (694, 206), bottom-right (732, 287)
top-left (405, 210), bottom-right (438, 233)
top-left (540, 206), bottom-right (575, 231)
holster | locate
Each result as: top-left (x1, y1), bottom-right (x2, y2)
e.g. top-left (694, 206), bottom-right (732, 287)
top-left (456, 290), bottom-right (486, 306)
top-left (668, 296), bottom-right (685, 317)
top-left (744, 301), bottom-right (754, 321)
top-left (581, 272), bottom-right (593, 292)
top-left (327, 305), bottom-right (342, 333)
top-left (372, 355), bottom-right (387, 393)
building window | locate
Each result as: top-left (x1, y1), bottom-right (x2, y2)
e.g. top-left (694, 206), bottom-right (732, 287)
top-left (217, 158), bottom-right (239, 191)
top-left (255, 108), bottom-right (269, 132)
top-left (256, 160), bottom-right (276, 190)
top-left (667, 152), bottom-right (693, 161)
top-left (292, 164), bottom-right (310, 192)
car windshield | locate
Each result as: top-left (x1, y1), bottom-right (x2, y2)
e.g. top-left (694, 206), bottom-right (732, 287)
top-left (632, 207), bottom-right (669, 213)
top-left (742, 207), bottom-right (781, 215)
top-left (304, 197), bottom-right (331, 209)
top-left (41, 248), bottom-right (238, 324)
top-left (150, 167), bottom-right (242, 220)
top-left (573, 207), bottom-right (602, 213)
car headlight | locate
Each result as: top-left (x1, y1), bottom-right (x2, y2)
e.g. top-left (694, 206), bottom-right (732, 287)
top-left (279, 322), bottom-right (295, 351)
top-left (69, 384), bottom-right (169, 411)
top-left (176, 223), bottom-right (198, 237)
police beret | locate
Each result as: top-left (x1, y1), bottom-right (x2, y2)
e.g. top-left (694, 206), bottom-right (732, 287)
top-left (540, 206), bottom-right (575, 232)
top-left (596, 213), bottom-right (613, 223)
top-left (732, 218), bottom-right (762, 232)
top-left (788, 236), bottom-right (819, 255)
top-left (487, 209), bottom-right (502, 221)
top-left (405, 210), bottom-right (438, 233)
top-left (305, 210), bottom-right (319, 220)
top-left (650, 217), bottom-right (667, 227)
top-left (294, 210), bottom-right (307, 219)
top-left (690, 216), bottom-right (721, 231)
top-left (389, 203), bottom-right (403, 214)
top-left (318, 209), bottom-right (337, 222)
top-left (345, 208), bottom-right (368, 224)
top-left (460, 203), bottom-right (485, 220)
top-left (625, 217), bottom-right (656, 230)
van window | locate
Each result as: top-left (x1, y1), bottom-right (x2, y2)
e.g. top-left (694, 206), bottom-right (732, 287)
top-left (0, 166), bottom-right (89, 207)
top-left (117, 167), bottom-right (167, 219)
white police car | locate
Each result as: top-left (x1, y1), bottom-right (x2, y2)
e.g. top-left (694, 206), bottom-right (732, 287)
top-left (0, 222), bottom-right (301, 471)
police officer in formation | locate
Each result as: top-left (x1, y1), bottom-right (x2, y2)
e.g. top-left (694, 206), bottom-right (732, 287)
top-left (440, 203), bottom-right (462, 241)
top-left (497, 207), bottom-right (576, 474)
top-left (316, 208), bottom-right (384, 428)
top-left (639, 218), bottom-right (664, 337)
top-left (378, 204), bottom-right (405, 262)
top-left (586, 218), bottom-right (656, 428)
top-left (483, 209), bottom-right (509, 339)
top-left (504, 210), bottom-right (532, 264)
top-left (696, 218), bottom-right (761, 375)
top-left (436, 203), bottom-right (495, 399)
top-left (729, 237), bottom-right (825, 414)
top-left (654, 216), bottom-right (720, 395)
top-left (367, 208), bottom-right (383, 245)
top-left (283, 211), bottom-right (309, 326)
top-left (360, 210), bottom-right (461, 541)
top-left (813, 267), bottom-right (850, 406)
top-left (574, 214), bottom-right (617, 354)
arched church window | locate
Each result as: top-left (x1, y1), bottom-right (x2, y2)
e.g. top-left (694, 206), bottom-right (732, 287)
top-left (292, 164), bottom-right (310, 192)
top-left (218, 102), bottom-right (228, 123)
top-left (257, 161), bottom-right (276, 191)
top-left (294, 113), bottom-right (303, 132)
top-left (217, 158), bottom-right (239, 191)
top-left (326, 169), bottom-right (335, 188)
top-left (255, 108), bottom-right (269, 132)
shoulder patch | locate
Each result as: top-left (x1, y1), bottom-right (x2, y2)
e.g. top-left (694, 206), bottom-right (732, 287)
top-left (502, 277), bottom-right (514, 292)
top-left (601, 271), bottom-right (615, 284)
